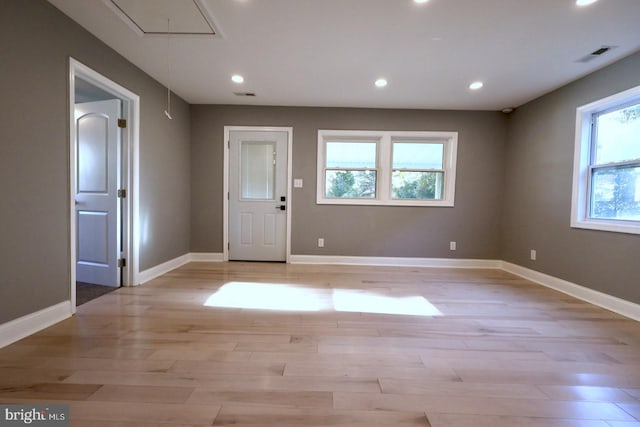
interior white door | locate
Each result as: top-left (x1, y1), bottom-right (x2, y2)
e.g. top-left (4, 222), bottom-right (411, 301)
top-left (74, 99), bottom-right (121, 287)
top-left (229, 130), bottom-right (288, 261)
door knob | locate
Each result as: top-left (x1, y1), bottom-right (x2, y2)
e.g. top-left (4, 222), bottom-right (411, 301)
top-left (276, 205), bottom-right (286, 211)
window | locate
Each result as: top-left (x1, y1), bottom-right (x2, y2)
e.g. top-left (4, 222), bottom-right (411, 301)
top-left (325, 141), bottom-right (377, 199)
top-left (317, 130), bottom-right (458, 206)
top-left (571, 85), bottom-right (640, 234)
top-left (241, 141), bottom-right (275, 200)
top-left (392, 141), bottom-right (445, 200)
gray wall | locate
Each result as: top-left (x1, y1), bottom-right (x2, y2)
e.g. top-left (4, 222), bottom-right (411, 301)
top-left (191, 106), bottom-right (507, 259)
top-left (0, 1), bottom-right (191, 324)
top-left (502, 51), bottom-right (640, 305)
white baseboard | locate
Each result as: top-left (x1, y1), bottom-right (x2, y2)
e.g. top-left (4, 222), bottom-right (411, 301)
top-left (291, 256), bottom-right (639, 321)
top-left (0, 301), bottom-right (72, 349)
top-left (189, 252), bottom-right (225, 262)
top-left (2, 256), bottom-right (637, 350)
top-left (290, 255), bottom-right (501, 269)
top-left (501, 262), bottom-right (640, 322)
top-left (138, 254), bottom-right (191, 284)
top-left (137, 253), bottom-right (224, 284)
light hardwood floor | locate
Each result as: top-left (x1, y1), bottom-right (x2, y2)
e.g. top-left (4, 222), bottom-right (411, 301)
top-left (0, 262), bottom-right (639, 426)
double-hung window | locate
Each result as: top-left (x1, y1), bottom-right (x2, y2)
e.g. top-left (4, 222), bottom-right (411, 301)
top-left (317, 130), bottom-right (458, 206)
top-left (324, 140), bottom-right (378, 199)
top-left (391, 140), bottom-right (446, 201)
top-left (572, 85), bottom-right (640, 234)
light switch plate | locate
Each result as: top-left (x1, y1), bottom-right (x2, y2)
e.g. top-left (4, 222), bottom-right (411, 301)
top-left (294, 179), bottom-right (303, 188)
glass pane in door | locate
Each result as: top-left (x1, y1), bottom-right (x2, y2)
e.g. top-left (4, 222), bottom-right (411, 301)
top-left (241, 141), bottom-right (275, 200)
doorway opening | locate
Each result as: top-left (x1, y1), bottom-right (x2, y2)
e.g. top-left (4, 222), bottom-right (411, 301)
top-left (69, 58), bottom-right (140, 310)
top-left (224, 126), bottom-right (293, 262)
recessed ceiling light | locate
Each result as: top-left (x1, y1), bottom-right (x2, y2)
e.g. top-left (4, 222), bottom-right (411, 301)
top-left (576, 0), bottom-right (598, 6)
top-left (414, 0), bottom-right (429, 3)
top-left (375, 78), bottom-right (388, 88)
top-left (469, 81), bottom-right (484, 90)
top-left (231, 74), bottom-right (244, 84)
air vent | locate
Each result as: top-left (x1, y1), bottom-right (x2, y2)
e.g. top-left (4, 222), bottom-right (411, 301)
top-left (591, 47), bottom-right (610, 56)
top-left (576, 45), bottom-right (616, 63)
top-left (233, 92), bottom-right (256, 97)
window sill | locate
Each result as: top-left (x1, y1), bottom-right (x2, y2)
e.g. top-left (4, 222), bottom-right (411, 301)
top-left (571, 218), bottom-right (640, 235)
top-left (316, 198), bottom-right (455, 207)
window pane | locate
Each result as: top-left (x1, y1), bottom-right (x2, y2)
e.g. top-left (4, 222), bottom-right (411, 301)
top-left (325, 170), bottom-right (376, 198)
top-left (594, 102), bottom-right (640, 165)
top-left (392, 171), bottom-right (444, 200)
top-left (393, 142), bottom-right (444, 169)
top-left (241, 141), bottom-right (274, 200)
top-left (326, 142), bottom-right (377, 168)
top-left (591, 166), bottom-right (640, 220)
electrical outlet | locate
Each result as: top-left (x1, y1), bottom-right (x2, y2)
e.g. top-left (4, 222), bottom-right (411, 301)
top-left (450, 241), bottom-right (457, 251)
top-left (530, 249), bottom-right (537, 261)
top-left (318, 238), bottom-right (324, 248)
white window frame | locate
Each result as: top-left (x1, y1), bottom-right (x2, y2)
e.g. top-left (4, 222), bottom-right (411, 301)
top-left (317, 130), bottom-right (458, 206)
top-left (571, 84), bottom-right (640, 235)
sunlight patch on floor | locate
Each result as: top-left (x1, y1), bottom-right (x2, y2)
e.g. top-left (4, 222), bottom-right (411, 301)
top-left (204, 282), bottom-right (442, 316)
top-left (203, 282), bottom-right (326, 311)
top-left (332, 289), bottom-right (441, 316)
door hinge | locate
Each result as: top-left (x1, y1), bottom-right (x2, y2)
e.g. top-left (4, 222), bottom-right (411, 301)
top-left (227, 192), bottom-right (230, 200)
top-left (118, 258), bottom-right (126, 268)
top-left (228, 140), bottom-right (230, 149)
top-left (118, 189), bottom-right (127, 198)
top-left (228, 242), bottom-right (230, 250)
top-left (118, 118), bottom-right (127, 128)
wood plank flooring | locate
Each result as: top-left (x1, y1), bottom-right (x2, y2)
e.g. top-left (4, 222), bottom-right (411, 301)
top-left (0, 262), bottom-right (639, 426)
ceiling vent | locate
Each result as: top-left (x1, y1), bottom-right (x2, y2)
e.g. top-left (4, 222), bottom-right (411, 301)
top-left (104, 0), bottom-right (221, 37)
top-left (576, 45), bottom-right (616, 63)
top-left (233, 92), bottom-right (256, 97)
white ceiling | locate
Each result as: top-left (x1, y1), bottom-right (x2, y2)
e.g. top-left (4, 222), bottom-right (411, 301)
top-left (49, 0), bottom-right (640, 110)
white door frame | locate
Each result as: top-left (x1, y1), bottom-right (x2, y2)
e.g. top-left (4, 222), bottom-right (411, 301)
top-left (223, 126), bottom-right (293, 262)
top-left (69, 58), bottom-right (141, 311)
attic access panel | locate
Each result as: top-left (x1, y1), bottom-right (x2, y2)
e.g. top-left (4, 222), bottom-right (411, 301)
top-left (104, 0), bottom-right (220, 37)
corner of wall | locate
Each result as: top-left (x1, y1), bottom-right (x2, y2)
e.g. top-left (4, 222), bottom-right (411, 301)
top-left (501, 261), bottom-right (640, 322)
top-left (137, 252), bottom-right (224, 285)
top-left (0, 301), bottom-right (72, 349)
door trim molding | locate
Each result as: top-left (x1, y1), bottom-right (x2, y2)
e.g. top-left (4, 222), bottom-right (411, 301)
top-left (223, 126), bottom-right (293, 262)
top-left (69, 58), bottom-right (141, 312)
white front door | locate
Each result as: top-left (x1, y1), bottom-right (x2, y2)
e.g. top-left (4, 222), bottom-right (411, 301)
top-left (74, 99), bottom-right (121, 287)
top-left (229, 130), bottom-right (288, 261)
